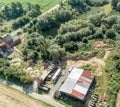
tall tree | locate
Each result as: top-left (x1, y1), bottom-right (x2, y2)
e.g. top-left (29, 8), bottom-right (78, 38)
top-left (111, 0), bottom-right (118, 9)
top-left (2, 5), bottom-right (11, 20)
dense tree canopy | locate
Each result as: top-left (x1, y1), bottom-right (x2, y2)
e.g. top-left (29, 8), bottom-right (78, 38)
top-left (111, 0), bottom-right (120, 11)
top-left (1, 2), bottom-right (24, 20)
top-left (22, 32), bottom-right (66, 61)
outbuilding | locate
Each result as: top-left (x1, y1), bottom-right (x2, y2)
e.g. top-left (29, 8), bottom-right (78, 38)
top-left (59, 68), bottom-right (94, 101)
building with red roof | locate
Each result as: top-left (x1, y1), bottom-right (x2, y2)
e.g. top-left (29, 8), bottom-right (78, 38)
top-left (59, 68), bottom-right (94, 100)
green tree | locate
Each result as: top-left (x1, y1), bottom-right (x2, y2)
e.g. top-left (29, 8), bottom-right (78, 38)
top-left (28, 9), bottom-right (40, 18)
top-left (64, 41), bottom-right (78, 53)
top-left (105, 29), bottom-right (116, 39)
top-left (22, 48), bottom-right (29, 60)
top-left (1, 5), bottom-right (11, 20)
top-left (11, 2), bottom-right (23, 18)
top-left (82, 37), bottom-right (88, 43)
top-left (49, 44), bottom-right (66, 60)
top-left (34, 4), bottom-right (41, 12)
top-left (117, 2), bottom-right (120, 11)
top-left (111, 0), bottom-right (118, 9)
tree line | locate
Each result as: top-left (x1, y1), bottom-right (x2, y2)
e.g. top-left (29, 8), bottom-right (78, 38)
top-left (12, 3), bottom-right (41, 30)
top-left (0, 2), bottom-right (41, 30)
top-left (1, 2), bottom-right (24, 20)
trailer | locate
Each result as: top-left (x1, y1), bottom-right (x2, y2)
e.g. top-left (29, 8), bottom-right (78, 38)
top-left (52, 68), bottom-right (62, 83)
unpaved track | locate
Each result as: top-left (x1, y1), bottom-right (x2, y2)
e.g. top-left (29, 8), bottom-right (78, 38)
top-left (0, 85), bottom-right (49, 107)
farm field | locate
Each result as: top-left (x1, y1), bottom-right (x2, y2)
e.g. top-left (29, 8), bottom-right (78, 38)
top-left (0, 83), bottom-right (51, 107)
top-left (0, 0), bottom-right (61, 12)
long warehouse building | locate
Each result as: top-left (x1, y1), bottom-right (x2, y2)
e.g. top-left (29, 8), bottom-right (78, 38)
top-left (59, 68), bottom-right (94, 101)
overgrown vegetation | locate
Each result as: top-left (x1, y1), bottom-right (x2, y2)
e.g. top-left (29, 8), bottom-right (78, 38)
top-left (0, 58), bottom-right (33, 85)
top-left (22, 32), bottom-right (66, 61)
top-left (111, 0), bottom-right (120, 11)
top-left (106, 50), bottom-right (120, 106)
top-left (22, 10), bottom-right (120, 62)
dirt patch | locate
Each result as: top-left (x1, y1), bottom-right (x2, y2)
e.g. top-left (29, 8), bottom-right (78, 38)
top-left (67, 57), bottom-right (105, 76)
top-left (67, 41), bottom-right (112, 76)
top-left (116, 91), bottom-right (120, 107)
top-left (0, 84), bottom-right (49, 107)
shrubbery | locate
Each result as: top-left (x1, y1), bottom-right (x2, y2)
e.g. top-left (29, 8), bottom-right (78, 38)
top-left (0, 58), bottom-right (33, 85)
top-left (106, 51), bottom-right (120, 106)
top-left (111, 0), bottom-right (120, 11)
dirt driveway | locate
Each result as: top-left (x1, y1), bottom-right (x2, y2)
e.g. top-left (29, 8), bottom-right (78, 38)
top-left (0, 84), bottom-right (49, 107)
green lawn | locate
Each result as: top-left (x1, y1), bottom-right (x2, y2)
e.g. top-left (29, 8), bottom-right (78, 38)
top-left (0, 0), bottom-right (61, 12)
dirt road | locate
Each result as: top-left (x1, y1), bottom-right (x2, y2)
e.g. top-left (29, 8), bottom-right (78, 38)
top-left (0, 84), bottom-right (50, 107)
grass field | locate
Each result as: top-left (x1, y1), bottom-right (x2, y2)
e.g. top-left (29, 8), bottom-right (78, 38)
top-left (0, 0), bottom-right (61, 12)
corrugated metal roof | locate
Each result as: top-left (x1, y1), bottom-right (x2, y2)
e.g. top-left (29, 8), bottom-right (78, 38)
top-left (59, 68), bottom-right (94, 100)
top-left (79, 76), bottom-right (92, 84)
top-left (72, 90), bottom-right (85, 100)
top-left (60, 78), bottom-right (77, 94)
top-left (82, 70), bottom-right (94, 79)
top-left (74, 84), bottom-right (88, 95)
top-left (77, 81), bottom-right (89, 89)
top-left (68, 68), bottom-right (83, 80)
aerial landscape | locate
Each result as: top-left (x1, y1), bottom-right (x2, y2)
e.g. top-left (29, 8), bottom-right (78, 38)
top-left (0, 0), bottom-right (120, 107)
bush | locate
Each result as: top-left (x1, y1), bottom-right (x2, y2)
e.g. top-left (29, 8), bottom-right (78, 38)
top-left (117, 2), bottom-right (120, 11)
top-left (106, 50), bottom-right (120, 106)
top-left (0, 58), bottom-right (33, 85)
top-left (105, 29), bottom-right (116, 39)
top-left (82, 37), bottom-right (88, 43)
top-left (64, 42), bottom-right (78, 53)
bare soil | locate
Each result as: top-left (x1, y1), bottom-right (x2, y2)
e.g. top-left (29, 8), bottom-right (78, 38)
top-left (0, 84), bottom-right (49, 107)
top-left (116, 91), bottom-right (120, 107)
top-left (67, 41), bottom-right (111, 76)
